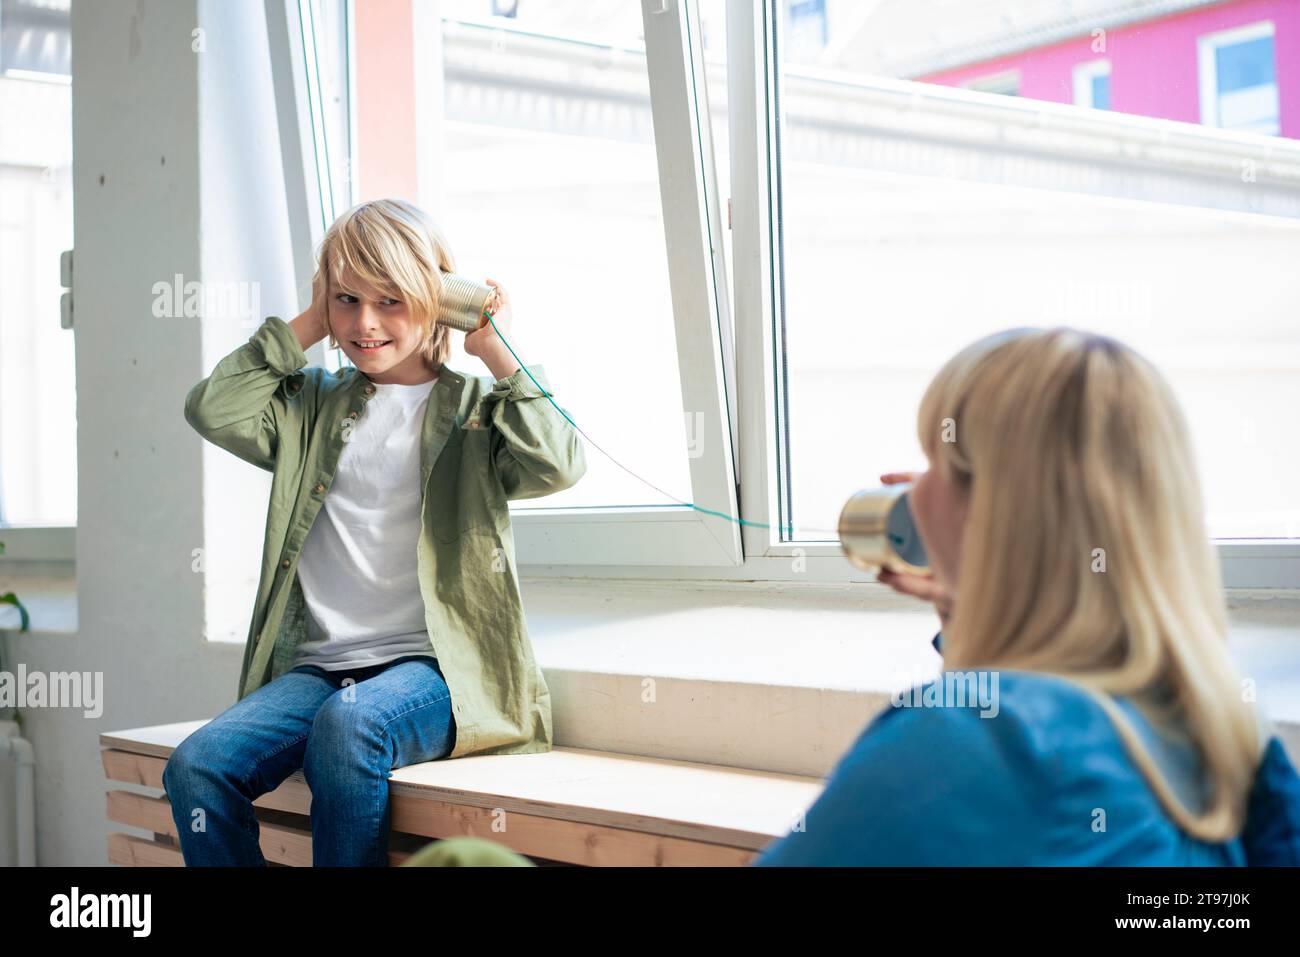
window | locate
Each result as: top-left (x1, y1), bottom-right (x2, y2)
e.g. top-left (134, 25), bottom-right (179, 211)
top-left (1198, 21), bottom-right (1280, 135)
top-left (0, 0), bottom-right (70, 75)
top-left (1073, 59), bottom-right (1111, 110)
top-left (785, 0), bottom-right (827, 62)
top-left (273, 1), bottom-right (1299, 587)
top-left (727, 0), bottom-right (1299, 584)
top-left (963, 70), bottom-right (1020, 97)
top-left (297, 0), bottom-right (740, 567)
top-left (408, 4), bottom-right (696, 514)
top-left (0, 0), bottom-right (76, 541)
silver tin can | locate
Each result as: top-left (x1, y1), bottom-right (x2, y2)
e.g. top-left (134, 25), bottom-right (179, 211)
top-left (838, 484), bottom-right (931, 575)
top-left (437, 273), bottom-right (498, 332)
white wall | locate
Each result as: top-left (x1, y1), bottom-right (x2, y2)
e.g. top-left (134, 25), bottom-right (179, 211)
top-left (5, 0), bottom-right (294, 865)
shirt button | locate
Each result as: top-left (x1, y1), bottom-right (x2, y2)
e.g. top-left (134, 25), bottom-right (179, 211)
top-left (349, 411), bottom-right (359, 419)
top-left (314, 482), bottom-right (325, 493)
top-left (280, 558), bottom-right (290, 568)
top-left (363, 385), bottom-right (375, 395)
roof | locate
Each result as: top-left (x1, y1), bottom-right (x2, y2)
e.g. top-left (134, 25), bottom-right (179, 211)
top-left (821, 0), bottom-right (1230, 77)
top-left (439, 0), bottom-right (1232, 78)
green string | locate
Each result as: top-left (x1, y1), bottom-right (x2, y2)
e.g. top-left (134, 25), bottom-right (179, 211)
top-left (481, 308), bottom-right (826, 539)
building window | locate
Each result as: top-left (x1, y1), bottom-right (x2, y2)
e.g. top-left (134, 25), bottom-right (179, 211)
top-left (0, 0), bottom-right (71, 76)
top-left (786, 0), bottom-right (827, 62)
top-left (963, 69), bottom-right (1019, 97)
top-left (0, 0), bottom-right (76, 528)
top-left (1198, 21), bottom-right (1279, 135)
top-left (1073, 59), bottom-right (1111, 110)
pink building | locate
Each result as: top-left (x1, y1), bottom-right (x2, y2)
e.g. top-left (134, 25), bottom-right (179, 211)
top-left (915, 0), bottom-right (1299, 138)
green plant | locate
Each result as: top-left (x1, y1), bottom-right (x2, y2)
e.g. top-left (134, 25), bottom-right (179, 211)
top-left (0, 539), bottom-right (30, 632)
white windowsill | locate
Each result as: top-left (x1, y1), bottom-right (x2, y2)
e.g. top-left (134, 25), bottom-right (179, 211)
top-left (520, 578), bottom-right (1300, 775)
top-left (0, 562), bottom-right (77, 636)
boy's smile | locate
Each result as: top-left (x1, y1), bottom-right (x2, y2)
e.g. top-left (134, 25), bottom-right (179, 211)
top-left (328, 267), bottom-right (438, 385)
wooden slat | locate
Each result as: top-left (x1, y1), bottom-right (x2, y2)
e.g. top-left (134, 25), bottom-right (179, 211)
top-left (388, 748), bottom-right (817, 850)
top-left (252, 821), bottom-right (411, 867)
top-left (257, 819), bottom-right (313, 866)
top-left (103, 750), bottom-right (313, 815)
top-left (390, 798), bottom-right (753, 866)
top-left (251, 773), bottom-right (313, 814)
top-left (107, 789), bottom-right (417, 866)
top-left (107, 832), bottom-right (183, 867)
top-left (102, 749), bottom-right (165, 789)
top-left (107, 790), bottom-right (174, 834)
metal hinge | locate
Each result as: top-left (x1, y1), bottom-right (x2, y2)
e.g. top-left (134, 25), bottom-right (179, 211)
top-left (60, 249), bottom-right (73, 329)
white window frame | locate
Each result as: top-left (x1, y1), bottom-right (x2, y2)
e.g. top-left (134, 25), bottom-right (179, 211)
top-left (724, 0), bottom-right (1300, 589)
top-left (270, 0), bottom-right (745, 568)
top-left (1073, 58), bottom-right (1110, 109)
top-left (1197, 20), bottom-right (1279, 134)
top-left (265, 0), bottom-right (349, 372)
top-left (502, 0), bottom-right (747, 567)
top-left (0, 17), bottom-right (75, 565)
top-left (261, 0), bottom-right (1300, 590)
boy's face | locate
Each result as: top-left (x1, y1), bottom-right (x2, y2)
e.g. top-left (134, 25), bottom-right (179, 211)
top-left (327, 267), bottom-right (437, 384)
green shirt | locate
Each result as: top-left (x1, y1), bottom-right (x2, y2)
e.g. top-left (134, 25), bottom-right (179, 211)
top-left (183, 315), bottom-right (587, 758)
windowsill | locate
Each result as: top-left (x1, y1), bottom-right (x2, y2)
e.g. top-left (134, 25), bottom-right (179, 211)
top-left (520, 578), bottom-right (1300, 776)
top-left (0, 561), bottom-right (77, 636)
top-left (4, 564), bottom-right (1296, 776)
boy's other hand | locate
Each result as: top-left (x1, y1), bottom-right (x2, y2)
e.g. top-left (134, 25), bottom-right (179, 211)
top-left (290, 270), bottom-right (329, 351)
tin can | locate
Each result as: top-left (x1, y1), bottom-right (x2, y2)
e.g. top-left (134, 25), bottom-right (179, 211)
top-left (838, 484), bottom-right (931, 575)
top-left (437, 273), bottom-right (498, 332)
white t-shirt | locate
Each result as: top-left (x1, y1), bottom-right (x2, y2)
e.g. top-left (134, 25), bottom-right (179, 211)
top-left (293, 374), bottom-right (439, 671)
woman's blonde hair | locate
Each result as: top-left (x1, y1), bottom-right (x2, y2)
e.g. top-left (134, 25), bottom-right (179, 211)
top-left (918, 327), bottom-right (1261, 843)
top-left (315, 198), bottom-right (456, 367)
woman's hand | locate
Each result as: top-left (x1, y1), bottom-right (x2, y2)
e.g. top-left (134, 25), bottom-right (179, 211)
top-left (874, 471), bottom-right (954, 629)
top-left (463, 278), bottom-right (514, 361)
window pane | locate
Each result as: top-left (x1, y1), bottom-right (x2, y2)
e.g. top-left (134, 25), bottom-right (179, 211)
top-left (343, 2), bottom-right (695, 512)
top-left (308, 0), bottom-right (354, 375)
top-left (1092, 73), bottom-right (1110, 110)
top-left (776, 0), bottom-right (1300, 541)
top-left (0, 0), bottom-right (71, 76)
top-left (0, 0), bottom-right (75, 526)
top-left (1209, 30), bottom-right (1279, 133)
top-left (1215, 34), bottom-right (1275, 94)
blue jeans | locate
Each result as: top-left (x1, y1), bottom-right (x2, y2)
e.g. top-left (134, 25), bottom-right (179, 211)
top-left (161, 655), bottom-right (455, 866)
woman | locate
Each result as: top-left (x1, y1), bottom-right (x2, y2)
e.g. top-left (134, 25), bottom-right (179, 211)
top-left (755, 327), bottom-right (1300, 865)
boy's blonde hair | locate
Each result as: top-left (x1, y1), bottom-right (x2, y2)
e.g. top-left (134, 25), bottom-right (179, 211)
top-left (918, 327), bottom-right (1262, 843)
top-left (315, 198), bottom-right (457, 367)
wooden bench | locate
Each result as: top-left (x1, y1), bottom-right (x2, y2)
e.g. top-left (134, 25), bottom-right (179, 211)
top-left (101, 721), bottom-right (824, 866)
